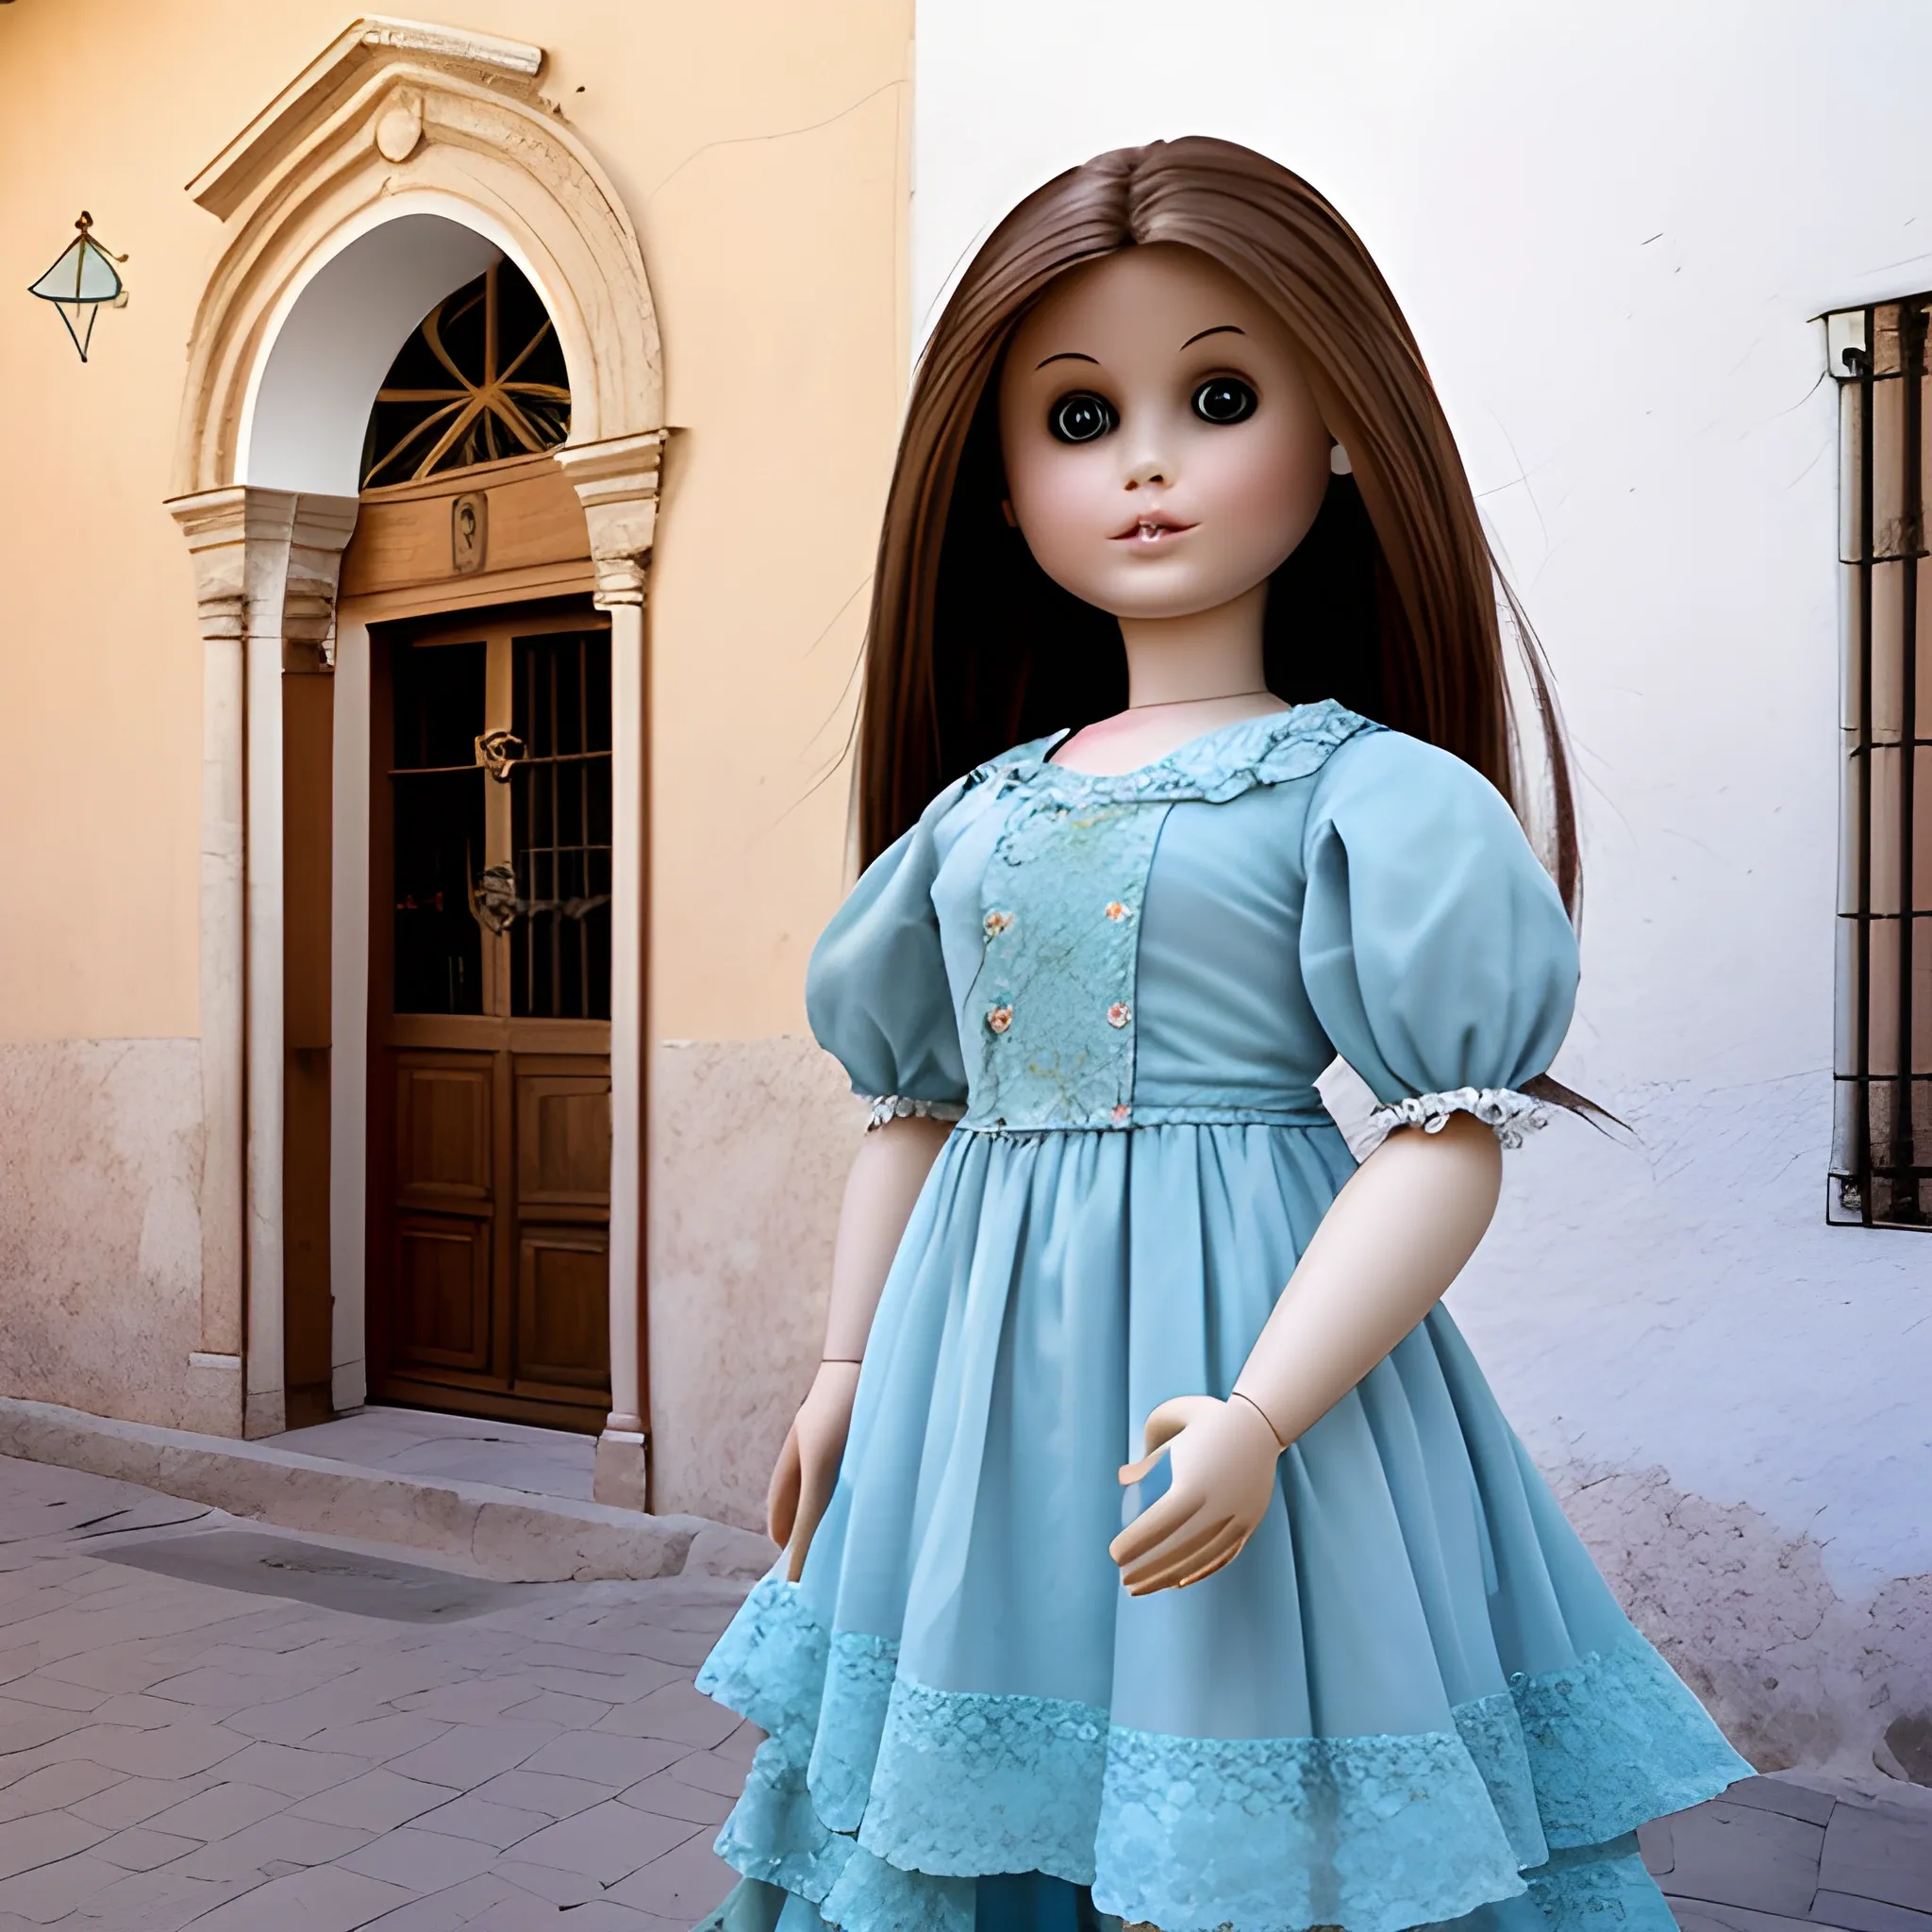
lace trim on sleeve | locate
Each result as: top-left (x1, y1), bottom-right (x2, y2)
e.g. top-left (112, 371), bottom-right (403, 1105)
top-left (1362, 1086), bottom-right (1549, 1154)
top-left (864, 1094), bottom-right (967, 1131)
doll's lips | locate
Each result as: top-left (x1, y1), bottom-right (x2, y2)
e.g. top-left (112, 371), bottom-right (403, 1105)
top-left (1111, 512), bottom-right (1197, 542)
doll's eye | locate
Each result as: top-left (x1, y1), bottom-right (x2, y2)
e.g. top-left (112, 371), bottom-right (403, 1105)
top-left (1047, 391), bottom-right (1117, 444)
top-left (1192, 376), bottom-right (1257, 425)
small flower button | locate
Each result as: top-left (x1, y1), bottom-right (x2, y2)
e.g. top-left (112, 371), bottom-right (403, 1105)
top-left (1107, 1002), bottom-right (1131, 1029)
top-left (984, 910), bottom-right (1014, 937)
top-left (1111, 1103), bottom-right (1132, 1124)
top-left (987, 1005), bottom-right (1014, 1035)
top-left (1104, 901), bottom-right (1128, 923)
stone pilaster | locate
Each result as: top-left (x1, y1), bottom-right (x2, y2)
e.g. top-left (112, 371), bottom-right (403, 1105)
top-left (556, 432), bottom-right (665, 1507)
top-left (166, 487), bottom-right (358, 1440)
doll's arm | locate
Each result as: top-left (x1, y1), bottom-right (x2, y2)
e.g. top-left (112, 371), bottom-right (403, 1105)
top-left (770, 1111), bottom-right (952, 1581)
top-left (1110, 1113), bottom-right (1501, 1594)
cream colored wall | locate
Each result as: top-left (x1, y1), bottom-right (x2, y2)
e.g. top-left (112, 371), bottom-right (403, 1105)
top-left (0, 0), bottom-right (908, 1043)
top-left (0, 1), bottom-right (909, 1470)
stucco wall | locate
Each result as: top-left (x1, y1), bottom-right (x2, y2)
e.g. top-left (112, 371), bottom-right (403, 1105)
top-left (0, 3), bottom-right (908, 1442)
top-left (910, 0), bottom-right (1931, 1774)
top-left (0, 1041), bottom-right (235, 1436)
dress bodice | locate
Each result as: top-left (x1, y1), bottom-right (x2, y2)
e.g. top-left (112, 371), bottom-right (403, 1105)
top-left (807, 702), bottom-right (1580, 1140)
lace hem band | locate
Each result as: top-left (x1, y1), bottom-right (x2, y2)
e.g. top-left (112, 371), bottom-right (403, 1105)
top-left (696, 1577), bottom-right (1750, 1932)
top-left (1363, 1085), bottom-right (1550, 1154)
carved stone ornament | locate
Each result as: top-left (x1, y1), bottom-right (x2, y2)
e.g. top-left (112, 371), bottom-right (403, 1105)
top-left (374, 87), bottom-right (424, 163)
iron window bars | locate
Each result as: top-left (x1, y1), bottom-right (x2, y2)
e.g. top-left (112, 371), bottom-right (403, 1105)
top-left (1828, 299), bottom-right (1932, 1227)
top-left (511, 628), bottom-right (613, 1023)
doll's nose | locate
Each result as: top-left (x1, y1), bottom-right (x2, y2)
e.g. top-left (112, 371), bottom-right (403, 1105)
top-left (1123, 443), bottom-right (1171, 491)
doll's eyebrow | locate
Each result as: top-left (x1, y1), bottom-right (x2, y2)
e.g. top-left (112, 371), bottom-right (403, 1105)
top-left (1035, 350), bottom-right (1100, 369)
top-left (1180, 325), bottom-right (1245, 349)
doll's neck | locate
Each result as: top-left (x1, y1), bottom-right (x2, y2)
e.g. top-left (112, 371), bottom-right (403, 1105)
top-left (1050, 585), bottom-right (1287, 776)
top-left (1115, 581), bottom-right (1272, 710)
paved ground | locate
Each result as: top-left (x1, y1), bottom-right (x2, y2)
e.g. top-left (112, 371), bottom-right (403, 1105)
top-left (1644, 1776), bottom-right (1932, 1932)
top-left (0, 1456), bottom-right (745, 1927)
top-left (0, 1451), bottom-right (1924, 1932)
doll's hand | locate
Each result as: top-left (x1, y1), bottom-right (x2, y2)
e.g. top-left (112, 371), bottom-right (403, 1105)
top-left (1108, 1393), bottom-right (1283, 1596)
top-left (767, 1360), bottom-right (862, 1584)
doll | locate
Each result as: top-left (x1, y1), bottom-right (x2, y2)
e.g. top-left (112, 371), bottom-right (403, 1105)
top-left (691, 138), bottom-right (1750, 1932)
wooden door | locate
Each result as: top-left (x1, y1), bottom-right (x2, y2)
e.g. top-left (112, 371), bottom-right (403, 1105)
top-left (369, 603), bottom-right (614, 1431)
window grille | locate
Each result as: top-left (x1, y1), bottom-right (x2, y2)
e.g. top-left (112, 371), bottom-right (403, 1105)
top-left (359, 258), bottom-right (571, 489)
top-left (1828, 298), bottom-right (1932, 1226)
top-left (510, 628), bottom-right (613, 1021)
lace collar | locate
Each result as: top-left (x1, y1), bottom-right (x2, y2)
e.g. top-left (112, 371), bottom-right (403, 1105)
top-left (964, 699), bottom-right (1379, 808)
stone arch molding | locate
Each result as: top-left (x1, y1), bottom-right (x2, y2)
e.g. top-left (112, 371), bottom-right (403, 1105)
top-left (176, 14), bottom-right (664, 507)
top-left (165, 20), bottom-right (663, 1488)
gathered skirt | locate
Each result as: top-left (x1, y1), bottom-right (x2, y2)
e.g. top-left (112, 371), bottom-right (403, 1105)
top-left (693, 1121), bottom-right (1750, 1932)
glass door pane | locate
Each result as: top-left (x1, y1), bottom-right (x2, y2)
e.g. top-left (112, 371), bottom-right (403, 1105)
top-left (391, 637), bottom-right (486, 1015)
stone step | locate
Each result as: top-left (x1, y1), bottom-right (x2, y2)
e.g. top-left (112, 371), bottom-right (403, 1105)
top-left (0, 1396), bottom-right (775, 1584)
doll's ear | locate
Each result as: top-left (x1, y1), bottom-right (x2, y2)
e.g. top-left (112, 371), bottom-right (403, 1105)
top-left (1000, 497), bottom-right (1020, 528)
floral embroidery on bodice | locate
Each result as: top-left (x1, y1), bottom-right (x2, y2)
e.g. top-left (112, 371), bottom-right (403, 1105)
top-left (953, 701), bottom-right (1379, 1134)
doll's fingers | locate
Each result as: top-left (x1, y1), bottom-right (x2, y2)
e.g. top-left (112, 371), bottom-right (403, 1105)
top-left (785, 1491), bottom-right (824, 1584)
top-left (1124, 1516), bottom-right (1238, 1595)
top-left (785, 1457), bottom-right (838, 1584)
top-left (1124, 1533), bottom-right (1229, 1596)
top-left (1117, 1440), bottom-right (1174, 1487)
top-left (1108, 1485), bottom-right (1204, 1569)
top-left (765, 1425), bottom-right (803, 1549)
top-left (1121, 1506), bottom-right (1228, 1586)
top-left (1174, 1528), bottom-right (1252, 1591)
top-left (1138, 1394), bottom-right (1217, 1459)
top-left (1112, 1483), bottom-right (1197, 1576)
top-left (1113, 1491), bottom-right (1216, 1578)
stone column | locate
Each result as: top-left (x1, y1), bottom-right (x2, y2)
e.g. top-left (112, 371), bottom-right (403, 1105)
top-left (166, 486), bottom-right (358, 1440)
top-left (555, 431), bottom-right (665, 1509)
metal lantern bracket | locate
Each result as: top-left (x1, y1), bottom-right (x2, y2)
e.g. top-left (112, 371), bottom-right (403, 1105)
top-left (28, 211), bottom-right (128, 362)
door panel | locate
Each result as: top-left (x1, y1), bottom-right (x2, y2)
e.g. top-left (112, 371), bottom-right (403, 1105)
top-left (393, 1214), bottom-right (491, 1369)
top-left (516, 1227), bottom-right (610, 1389)
top-left (396, 1058), bottom-right (492, 1201)
top-left (517, 1069), bottom-right (612, 1209)
top-left (370, 607), bottom-right (614, 1432)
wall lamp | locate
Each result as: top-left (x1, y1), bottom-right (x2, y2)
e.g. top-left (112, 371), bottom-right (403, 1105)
top-left (28, 211), bottom-right (127, 361)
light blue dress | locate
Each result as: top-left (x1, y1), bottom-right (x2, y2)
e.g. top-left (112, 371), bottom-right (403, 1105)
top-left (694, 705), bottom-right (1750, 1932)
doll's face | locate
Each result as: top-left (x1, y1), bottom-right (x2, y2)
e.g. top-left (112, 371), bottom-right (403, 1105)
top-left (998, 243), bottom-right (1332, 622)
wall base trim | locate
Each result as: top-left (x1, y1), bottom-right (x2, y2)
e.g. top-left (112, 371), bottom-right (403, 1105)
top-left (0, 1394), bottom-right (773, 1583)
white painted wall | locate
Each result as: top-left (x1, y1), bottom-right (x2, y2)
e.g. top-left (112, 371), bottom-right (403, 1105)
top-left (915, 0), bottom-right (1931, 1772)
top-left (242, 213), bottom-right (499, 495)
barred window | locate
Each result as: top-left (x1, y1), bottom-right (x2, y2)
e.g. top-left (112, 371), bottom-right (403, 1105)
top-left (1828, 298), bottom-right (1932, 1227)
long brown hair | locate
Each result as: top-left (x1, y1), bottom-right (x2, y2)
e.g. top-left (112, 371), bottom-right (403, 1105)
top-left (855, 136), bottom-right (1579, 913)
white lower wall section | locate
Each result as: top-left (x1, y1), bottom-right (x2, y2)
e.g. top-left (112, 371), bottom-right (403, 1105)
top-left (1451, 1076), bottom-right (1931, 1776)
top-left (0, 1039), bottom-right (237, 1437)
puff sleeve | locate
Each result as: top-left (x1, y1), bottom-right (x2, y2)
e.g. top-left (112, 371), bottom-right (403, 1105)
top-left (805, 783), bottom-right (970, 1128)
top-left (1300, 730), bottom-right (1578, 1154)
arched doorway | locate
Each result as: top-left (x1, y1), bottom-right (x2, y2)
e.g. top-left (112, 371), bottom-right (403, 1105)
top-left (329, 256), bottom-right (617, 1436)
top-left (165, 20), bottom-right (663, 1506)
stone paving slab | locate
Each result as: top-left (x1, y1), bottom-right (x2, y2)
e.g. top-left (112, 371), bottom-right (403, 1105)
top-left (0, 1452), bottom-right (1925, 1931)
